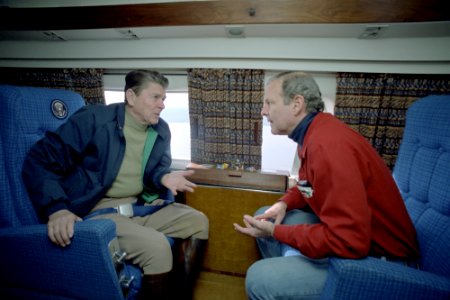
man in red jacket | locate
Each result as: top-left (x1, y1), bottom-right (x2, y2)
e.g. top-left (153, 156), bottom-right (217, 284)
top-left (234, 71), bottom-right (419, 300)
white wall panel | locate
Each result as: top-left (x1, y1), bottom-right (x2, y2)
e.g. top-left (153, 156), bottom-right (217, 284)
top-left (1, 37), bottom-right (449, 74)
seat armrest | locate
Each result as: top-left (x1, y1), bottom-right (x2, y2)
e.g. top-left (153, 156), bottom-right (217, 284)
top-left (0, 219), bottom-right (124, 300)
top-left (320, 257), bottom-right (450, 300)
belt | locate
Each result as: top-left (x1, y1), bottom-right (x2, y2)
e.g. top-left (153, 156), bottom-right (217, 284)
top-left (84, 199), bottom-right (174, 220)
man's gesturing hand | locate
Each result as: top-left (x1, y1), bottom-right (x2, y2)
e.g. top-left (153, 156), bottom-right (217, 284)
top-left (161, 170), bottom-right (197, 196)
top-left (233, 215), bottom-right (275, 238)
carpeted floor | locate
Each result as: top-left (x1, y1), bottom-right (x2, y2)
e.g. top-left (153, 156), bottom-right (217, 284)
top-left (194, 271), bottom-right (247, 300)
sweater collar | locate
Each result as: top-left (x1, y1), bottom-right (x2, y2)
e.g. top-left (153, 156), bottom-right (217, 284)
top-left (117, 103), bottom-right (168, 140)
top-left (125, 107), bottom-right (148, 132)
top-left (288, 112), bottom-right (318, 147)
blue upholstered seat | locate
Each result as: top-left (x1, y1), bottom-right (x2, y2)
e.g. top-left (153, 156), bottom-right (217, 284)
top-left (321, 95), bottom-right (450, 299)
top-left (0, 85), bottom-right (128, 299)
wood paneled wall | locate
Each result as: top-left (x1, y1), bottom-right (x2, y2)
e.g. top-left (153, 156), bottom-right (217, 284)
top-left (1, 0), bottom-right (449, 31)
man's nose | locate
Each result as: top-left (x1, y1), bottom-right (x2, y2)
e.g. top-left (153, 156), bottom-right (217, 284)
top-left (260, 105), bottom-right (267, 117)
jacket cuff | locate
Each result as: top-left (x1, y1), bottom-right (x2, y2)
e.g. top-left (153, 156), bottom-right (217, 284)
top-left (44, 201), bottom-right (69, 220)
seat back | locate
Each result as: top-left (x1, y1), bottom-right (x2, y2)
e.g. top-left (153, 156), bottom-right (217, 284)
top-left (393, 95), bottom-right (450, 277)
top-left (0, 85), bottom-right (84, 227)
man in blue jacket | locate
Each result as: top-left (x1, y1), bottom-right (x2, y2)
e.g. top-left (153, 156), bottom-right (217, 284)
top-left (22, 70), bottom-right (208, 300)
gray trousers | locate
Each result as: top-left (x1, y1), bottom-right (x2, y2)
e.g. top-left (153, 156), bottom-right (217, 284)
top-left (90, 197), bottom-right (209, 275)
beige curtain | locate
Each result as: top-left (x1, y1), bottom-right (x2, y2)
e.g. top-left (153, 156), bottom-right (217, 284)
top-left (188, 68), bottom-right (265, 170)
top-left (334, 72), bottom-right (450, 169)
top-left (0, 67), bottom-right (105, 104)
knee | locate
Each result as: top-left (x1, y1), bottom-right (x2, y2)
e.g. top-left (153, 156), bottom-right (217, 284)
top-left (140, 235), bottom-right (173, 275)
top-left (246, 261), bottom-right (269, 299)
top-left (191, 211), bottom-right (209, 239)
top-left (246, 263), bottom-right (258, 297)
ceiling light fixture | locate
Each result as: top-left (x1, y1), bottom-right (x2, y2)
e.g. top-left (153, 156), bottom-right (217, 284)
top-left (226, 26), bottom-right (245, 38)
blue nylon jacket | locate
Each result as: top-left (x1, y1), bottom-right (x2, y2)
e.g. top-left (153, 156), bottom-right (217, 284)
top-left (22, 103), bottom-right (172, 221)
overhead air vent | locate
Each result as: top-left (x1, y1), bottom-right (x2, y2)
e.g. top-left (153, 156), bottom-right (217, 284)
top-left (358, 25), bottom-right (388, 39)
top-left (42, 31), bottom-right (66, 41)
top-left (116, 29), bottom-right (140, 39)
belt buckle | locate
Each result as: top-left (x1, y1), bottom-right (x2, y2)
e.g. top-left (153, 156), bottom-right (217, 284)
top-left (117, 203), bottom-right (133, 217)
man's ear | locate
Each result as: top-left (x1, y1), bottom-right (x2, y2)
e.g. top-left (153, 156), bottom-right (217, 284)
top-left (125, 89), bottom-right (136, 105)
top-left (291, 94), bottom-right (305, 115)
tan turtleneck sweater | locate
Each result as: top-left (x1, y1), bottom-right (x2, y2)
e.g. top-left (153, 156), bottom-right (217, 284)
top-left (106, 108), bottom-right (147, 198)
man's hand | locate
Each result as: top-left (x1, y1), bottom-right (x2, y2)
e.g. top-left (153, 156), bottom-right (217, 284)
top-left (161, 170), bottom-right (197, 196)
top-left (47, 209), bottom-right (82, 247)
top-left (255, 201), bottom-right (287, 225)
top-left (233, 215), bottom-right (275, 238)
top-left (233, 201), bottom-right (288, 238)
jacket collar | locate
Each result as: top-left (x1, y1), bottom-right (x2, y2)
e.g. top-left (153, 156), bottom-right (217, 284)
top-left (150, 120), bottom-right (169, 141)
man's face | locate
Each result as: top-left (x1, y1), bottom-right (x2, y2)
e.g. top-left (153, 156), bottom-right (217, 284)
top-left (261, 79), bottom-right (299, 135)
top-left (126, 82), bottom-right (166, 125)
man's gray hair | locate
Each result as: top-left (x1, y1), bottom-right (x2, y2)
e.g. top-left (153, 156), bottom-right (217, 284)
top-left (269, 71), bottom-right (324, 113)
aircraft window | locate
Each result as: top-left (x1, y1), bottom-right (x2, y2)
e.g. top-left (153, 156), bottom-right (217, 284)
top-left (261, 119), bottom-right (297, 173)
top-left (161, 92), bottom-right (191, 161)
